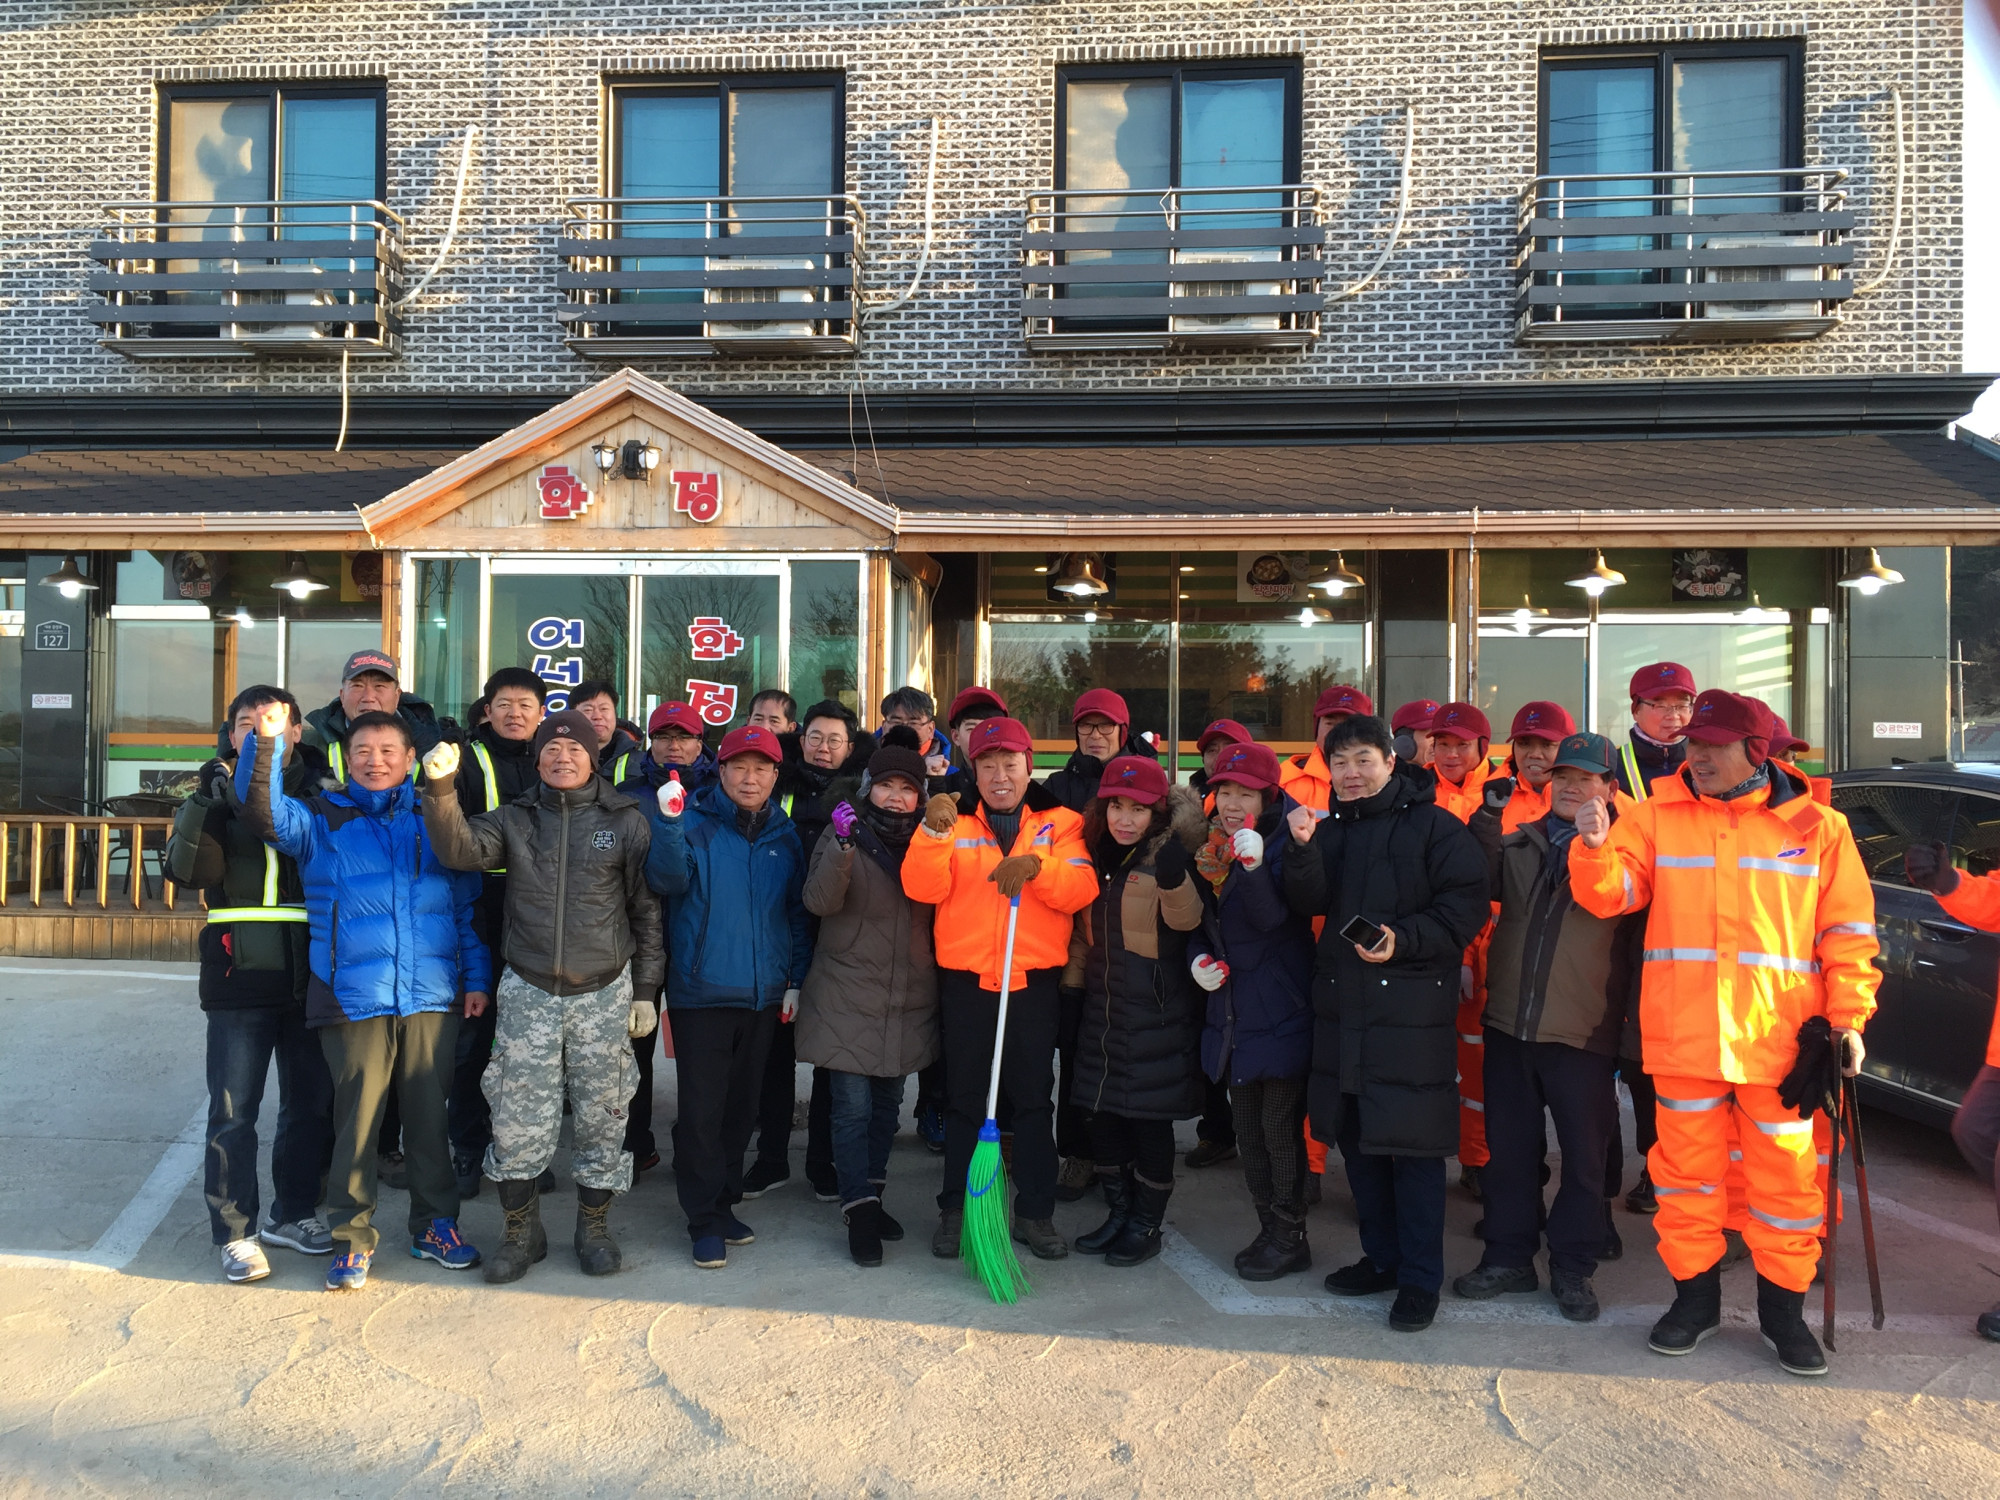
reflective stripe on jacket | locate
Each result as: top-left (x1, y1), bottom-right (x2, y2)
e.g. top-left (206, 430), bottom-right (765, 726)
top-left (468, 742), bottom-right (507, 873)
top-left (205, 844), bottom-right (308, 924)
top-left (1934, 873), bottom-right (2000, 1067)
top-left (1565, 762), bottom-right (1879, 1085)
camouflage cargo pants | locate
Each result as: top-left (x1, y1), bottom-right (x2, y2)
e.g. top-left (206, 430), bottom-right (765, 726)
top-left (482, 967), bottom-right (637, 1192)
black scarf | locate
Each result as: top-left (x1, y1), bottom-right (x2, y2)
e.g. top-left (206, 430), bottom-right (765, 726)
top-left (986, 802), bottom-right (1023, 855)
top-left (859, 799), bottom-right (920, 862)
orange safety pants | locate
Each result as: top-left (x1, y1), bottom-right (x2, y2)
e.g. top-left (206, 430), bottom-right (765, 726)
top-left (1653, 1075), bottom-right (1823, 1292)
top-left (1724, 1110), bottom-right (1836, 1236)
top-left (1455, 927), bottom-right (1490, 1168)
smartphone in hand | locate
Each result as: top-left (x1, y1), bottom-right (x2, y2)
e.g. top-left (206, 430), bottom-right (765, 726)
top-left (1339, 915), bottom-right (1387, 951)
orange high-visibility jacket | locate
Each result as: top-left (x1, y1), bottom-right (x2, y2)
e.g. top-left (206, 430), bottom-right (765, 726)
top-left (901, 787), bottom-right (1096, 991)
top-left (1500, 773), bottom-right (1552, 834)
top-left (1279, 748), bottom-right (1330, 816)
top-left (1933, 874), bottom-right (2000, 1067)
top-left (1433, 756), bottom-right (1494, 824)
top-left (1567, 763), bottom-right (1879, 1085)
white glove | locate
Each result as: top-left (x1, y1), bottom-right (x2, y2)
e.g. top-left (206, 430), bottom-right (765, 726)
top-left (657, 773), bottom-right (686, 818)
top-left (422, 742), bottom-right (460, 781)
top-left (781, 987), bottom-right (801, 1022)
top-left (1232, 827), bottom-right (1265, 871)
top-left (1190, 955), bottom-right (1229, 992)
top-left (627, 999), bottom-right (658, 1039)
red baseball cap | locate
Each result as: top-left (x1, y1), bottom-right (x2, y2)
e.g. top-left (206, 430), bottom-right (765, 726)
top-left (717, 724), bottom-right (784, 764)
top-left (1072, 688), bottom-right (1131, 726)
top-left (1429, 702), bottom-right (1491, 742)
top-left (1629, 662), bottom-right (1698, 702)
top-left (1206, 741), bottom-right (1283, 792)
top-left (1769, 713), bottom-right (1809, 759)
top-left (1508, 701), bottom-right (1577, 743)
top-left (1196, 718), bottom-right (1253, 751)
top-left (1684, 690), bottom-right (1774, 761)
top-left (946, 685), bottom-right (1008, 725)
top-left (1312, 685), bottom-right (1374, 720)
top-left (647, 701), bottom-right (706, 737)
top-left (1391, 699), bottom-right (1442, 734)
top-left (966, 716), bottom-right (1033, 758)
top-left (1097, 755), bottom-right (1170, 805)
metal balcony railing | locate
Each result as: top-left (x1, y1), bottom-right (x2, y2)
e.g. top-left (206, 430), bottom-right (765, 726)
top-left (88, 200), bottom-right (406, 358)
top-left (1515, 168), bottom-right (1855, 344)
top-left (557, 195), bottom-right (863, 356)
top-left (1022, 186), bottom-right (1324, 351)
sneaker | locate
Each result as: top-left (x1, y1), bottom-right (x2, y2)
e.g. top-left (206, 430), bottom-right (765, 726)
top-left (453, 1150), bottom-right (482, 1199)
top-left (1054, 1156), bottom-right (1097, 1203)
top-left (1625, 1166), bottom-right (1658, 1215)
top-left (377, 1150), bottom-right (409, 1191)
top-left (410, 1217), bottom-right (481, 1270)
top-left (917, 1101), bottom-right (948, 1154)
top-left (693, 1235), bottom-right (727, 1269)
top-left (1551, 1268), bottom-right (1601, 1323)
top-left (1389, 1286), bottom-right (1440, 1332)
top-left (1452, 1261), bottom-right (1539, 1299)
top-left (1458, 1164), bottom-right (1483, 1202)
top-left (808, 1167), bottom-right (841, 1203)
top-left (221, 1238), bottom-right (270, 1283)
top-left (1183, 1138), bottom-right (1238, 1169)
top-left (723, 1215), bottom-right (756, 1246)
top-left (739, 1158), bottom-right (791, 1199)
top-left (261, 1215), bottom-right (333, 1255)
top-left (325, 1250), bottom-right (371, 1290)
top-left (1325, 1257), bottom-right (1399, 1296)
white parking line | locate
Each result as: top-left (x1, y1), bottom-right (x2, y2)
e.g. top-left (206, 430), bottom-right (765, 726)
top-left (0, 966), bottom-right (197, 981)
top-left (0, 1101), bottom-right (206, 1273)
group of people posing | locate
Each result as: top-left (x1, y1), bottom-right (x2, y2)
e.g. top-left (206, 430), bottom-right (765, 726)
top-left (171, 642), bottom-right (2000, 1369)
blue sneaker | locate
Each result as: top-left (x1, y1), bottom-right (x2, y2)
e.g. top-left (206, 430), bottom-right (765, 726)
top-left (693, 1235), bottom-right (727, 1269)
top-left (917, 1101), bottom-right (947, 1154)
top-left (326, 1251), bottom-right (371, 1290)
top-left (410, 1218), bottom-right (481, 1270)
top-left (724, 1215), bottom-right (756, 1246)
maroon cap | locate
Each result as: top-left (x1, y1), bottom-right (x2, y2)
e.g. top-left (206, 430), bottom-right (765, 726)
top-left (1684, 690), bottom-right (1774, 760)
top-left (1072, 688), bottom-right (1130, 726)
top-left (1312, 685), bottom-right (1374, 720)
top-left (341, 648), bottom-right (399, 683)
top-left (648, 701), bottom-right (706, 737)
top-left (1097, 755), bottom-right (1170, 805)
top-left (1508, 701), bottom-right (1577, 743)
top-left (1769, 713), bottom-right (1809, 759)
top-left (1429, 702), bottom-right (1491, 742)
top-left (532, 709), bottom-right (599, 762)
top-left (1629, 662), bottom-right (1698, 702)
top-left (946, 685), bottom-right (1008, 725)
top-left (966, 716), bottom-right (1033, 758)
top-left (1391, 699), bottom-right (1442, 734)
top-left (1206, 741), bottom-right (1283, 792)
top-left (1196, 718), bottom-right (1253, 751)
top-left (717, 724), bottom-right (784, 764)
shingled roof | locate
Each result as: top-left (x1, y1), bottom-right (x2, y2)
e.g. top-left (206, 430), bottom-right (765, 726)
top-left (0, 449), bottom-right (462, 516)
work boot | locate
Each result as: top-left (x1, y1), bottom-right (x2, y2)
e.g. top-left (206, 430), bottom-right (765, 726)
top-left (1452, 1261), bottom-right (1539, 1299)
top-left (1757, 1273), bottom-right (1828, 1376)
top-left (1551, 1268), bottom-right (1601, 1323)
top-left (483, 1178), bottom-right (547, 1284)
top-left (1719, 1228), bottom-right (1752, 1268)
top-left (1648, 1262), bottom-right (1723, 1355)
top-left (932, 1210), bottom-right (963, 1259)
top-left (1105, 1176), bottom-right (1171, 1267)
top-left (1055, 1155), bottom-right (1097, 1202)
top-left (1012, 1216), bottom-right (1070, 1260)
top-left (574, 1186), bottom-right (621, 1276)
top-left (1074, 1169), bottom-right (1133, 1255)
top-left (1625, 1166), bottom-right (1658, 1215)
top-left (1459, 1164), bottom-right (1483, 1202)
top-left (1234, 1203), bottom-right (1276, 1271)
top-left (1184, 1138), bottom-right (1237, 1169)
top-left (1237, 1206), bottom-right (1309, 1282)
top-left (845, 1200), bottom-right (884, 1267)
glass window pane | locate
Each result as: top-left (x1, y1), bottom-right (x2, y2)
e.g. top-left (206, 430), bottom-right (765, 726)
top-left (1476, 617), bottom-right (1589, 734)
top-left (113, 622), bottom-right (221, 735)
top-left (490, 574), bottom-right (629, 715)
top-left (169, 97), bottom-right (272, 204)
top-left (232, 616), bottom-right (281, 699)
top-left (1546, 67), bottom-right (1656, 180)
top-left (1181, 77), bottom-right (1286, 188)
top-left (287, 619), bottom-right (382, 704)
top-left (280, 96), bottom-right (379, 201)
top-left (617, 93), bottom-right (722, 317)
top-left (1179, 621), bottom-right (1367, 749)
top-left (1833, 782), bottom-right (1954, 885)
top-left (789, 560), bottom-right (860, 715)
top-left (728, 87), bottom-right (835, 201)
top-left (1672, 59), bottom-right (1784, 173)
top-left (1596, 617), bottom-right (1801, 738)
top-left (640, 571), bottom-right (779, 732)
top-left (989, 619), bottom-right (1169, 764)
top-left (1062, 78), bottom-right (1171, 312)
top-left (413, 559), bottom-right (481, 723)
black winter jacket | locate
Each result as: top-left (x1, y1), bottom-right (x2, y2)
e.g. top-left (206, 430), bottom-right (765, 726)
top-left (453, 724), bottom-right (541, 951)
top-left (422, 773), bottom-right (665, 997)
top-left (1042, 732), bottom-right (1162, 813)
top-left (777, 733), bottom-right (875, 857)
top-left (301, 694), bottom-right (446, 770)
top-left (1282, 761), bottom-right (1490, 1156)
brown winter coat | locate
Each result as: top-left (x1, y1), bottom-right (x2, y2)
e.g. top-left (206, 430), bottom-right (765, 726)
top-left (796, 823), bottom-right (940, 1078)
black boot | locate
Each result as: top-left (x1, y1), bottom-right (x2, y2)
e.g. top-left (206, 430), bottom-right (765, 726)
top-left (483, 1178), bottom-right (546, 1284)
top-left (1757, 1273), bottom-right (1828, 1376)
top-left (845, 1199), bottom-right (884, 1267)
top-left (1105, 1176), bottom-right (1171, 1267)
top-left (1648, 1261), bottom-right (1723, 1355)
top-left (1234, 1203), bottom-right (1276, 1271)
top-left (1074, 1169), bottom-right (1133, 1255)
top-left (574, 1186), bottom-right (621, 1276)
top-left (1237, 1205), bottom-right (1310, 1282)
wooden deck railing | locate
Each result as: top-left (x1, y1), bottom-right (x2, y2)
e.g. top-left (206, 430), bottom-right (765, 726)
top-left (0, 815), bottom-right (194, 912)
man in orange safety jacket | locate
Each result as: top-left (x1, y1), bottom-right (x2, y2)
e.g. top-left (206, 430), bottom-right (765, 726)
top-left (1426, 702), bottom-right (1498, 1190)
top-left (1278, 685), bottom-right (1373, 815)
top-left (1568, 689), bottom-right (1877, 1377)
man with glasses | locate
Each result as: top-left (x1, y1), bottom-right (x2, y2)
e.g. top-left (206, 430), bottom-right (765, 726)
top-left (880, 687), bottom-right (952, 784)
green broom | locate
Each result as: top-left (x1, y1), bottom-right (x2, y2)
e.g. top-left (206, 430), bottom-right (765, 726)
top-left (963, 893), bottom-right (1031, 1304)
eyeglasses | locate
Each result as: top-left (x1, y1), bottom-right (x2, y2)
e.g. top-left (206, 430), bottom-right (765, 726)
top-left (882, 713), bottom-right (933, 730)
top-left (803, 731), bottom-right (850, 748)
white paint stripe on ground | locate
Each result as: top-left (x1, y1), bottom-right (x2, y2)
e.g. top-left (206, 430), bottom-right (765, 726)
top-left (0, 966), bottom-right (197, 981)
top-left (0, 1101), bottom-right (206, 1273)
top-left (1846, 1183), bottom-right (2000, 1257)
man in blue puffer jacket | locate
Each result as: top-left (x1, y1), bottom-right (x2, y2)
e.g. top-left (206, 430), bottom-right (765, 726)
top-left (644, 723), bottom-right (811, 1270)
top-left (243, 707), bottom-right (491, 1291)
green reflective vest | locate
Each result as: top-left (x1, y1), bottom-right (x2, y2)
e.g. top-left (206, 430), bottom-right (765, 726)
top-left (205, 845), bottom-right (307, 925)
top-left (469, 742), bottom-right (507, 873)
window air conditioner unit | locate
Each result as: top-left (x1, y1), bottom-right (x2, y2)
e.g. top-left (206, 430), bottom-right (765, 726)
top-left (1701, 235), bottom-right (1820, 320)
top-left (705, 255), bottom-right (819, 339)
top-left (1170, 246), bottom-right (1282, 333)
top-left (229, 289), bottom-right (340, 340)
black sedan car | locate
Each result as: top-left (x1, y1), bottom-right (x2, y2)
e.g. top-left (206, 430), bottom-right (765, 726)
top-left (1830, 765), bottom-right (2000, 1127)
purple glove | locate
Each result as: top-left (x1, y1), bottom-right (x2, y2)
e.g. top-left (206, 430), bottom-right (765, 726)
top-left (830, 801), bottom-right (858, 843)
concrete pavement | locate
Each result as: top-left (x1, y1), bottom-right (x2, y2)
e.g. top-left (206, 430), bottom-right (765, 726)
top-left (3, 956), bottom-right (1999, 1497)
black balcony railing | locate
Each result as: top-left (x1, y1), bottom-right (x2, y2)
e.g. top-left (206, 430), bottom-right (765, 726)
top-left (1021, 186), bottom-right (1324, 351)
top-left (87, 200), bottom-right (405, 357)
top-left (557, 195), bottom-right (862, 356)
top-left (1515, 168), bottom-right (1855, 344)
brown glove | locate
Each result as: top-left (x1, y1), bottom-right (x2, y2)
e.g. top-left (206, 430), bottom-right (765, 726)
top-left (924, 793), bottom-right (960, 835)
top-left (989, 853), bottom-right (1042, 898)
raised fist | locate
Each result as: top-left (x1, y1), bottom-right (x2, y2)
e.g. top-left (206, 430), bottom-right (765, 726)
top-left (923, 793), bottom-right (959, 836)
top-left (1574, 796), bottom-right (1610, 849)
top-left (421, 741), bottom-right (460, 782)
top-left (1286, 804), bottom-right (1317, 846)
top-left (1482, 777), bottom-right (1516, 814)
top-left (1904, 841), bottom-right (1959, 895)
top-left (1190, 954), bottom-right (1230, 992)
top-left (657, 772), bottom-right (686, 819)
top-left (830, 801), bottom-right (859, 842)
top-left (1232, 827), bottom-right (1265, 871)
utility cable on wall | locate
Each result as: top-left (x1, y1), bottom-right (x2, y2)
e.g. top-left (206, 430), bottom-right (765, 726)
top-left (862, 116), bottom-right (942, 319)
top-left (1852, 85), bottom-right (1907, 297)
top-left (1327, 105), bottom-right (1415, 303)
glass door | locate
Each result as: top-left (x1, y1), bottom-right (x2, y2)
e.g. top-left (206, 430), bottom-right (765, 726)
top-left (488, 564), bottom-right (631, 714)
top-left (639, 561), bottom-right (784, 731)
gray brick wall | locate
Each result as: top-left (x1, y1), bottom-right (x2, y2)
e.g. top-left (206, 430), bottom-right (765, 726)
top-left (0, 1), bottom-right (1962, 400)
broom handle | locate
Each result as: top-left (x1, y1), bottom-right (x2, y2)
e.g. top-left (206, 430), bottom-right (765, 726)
top-left (984, 895), bottom-right (1023, 1121)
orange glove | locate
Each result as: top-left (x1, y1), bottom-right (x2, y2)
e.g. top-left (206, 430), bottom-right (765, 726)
top-left (989, 853), bottom-right (1042, 898)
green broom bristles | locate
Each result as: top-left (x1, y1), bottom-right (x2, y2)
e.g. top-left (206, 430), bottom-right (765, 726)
top-left (962, 1121), bottom-right (1029, 1304)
